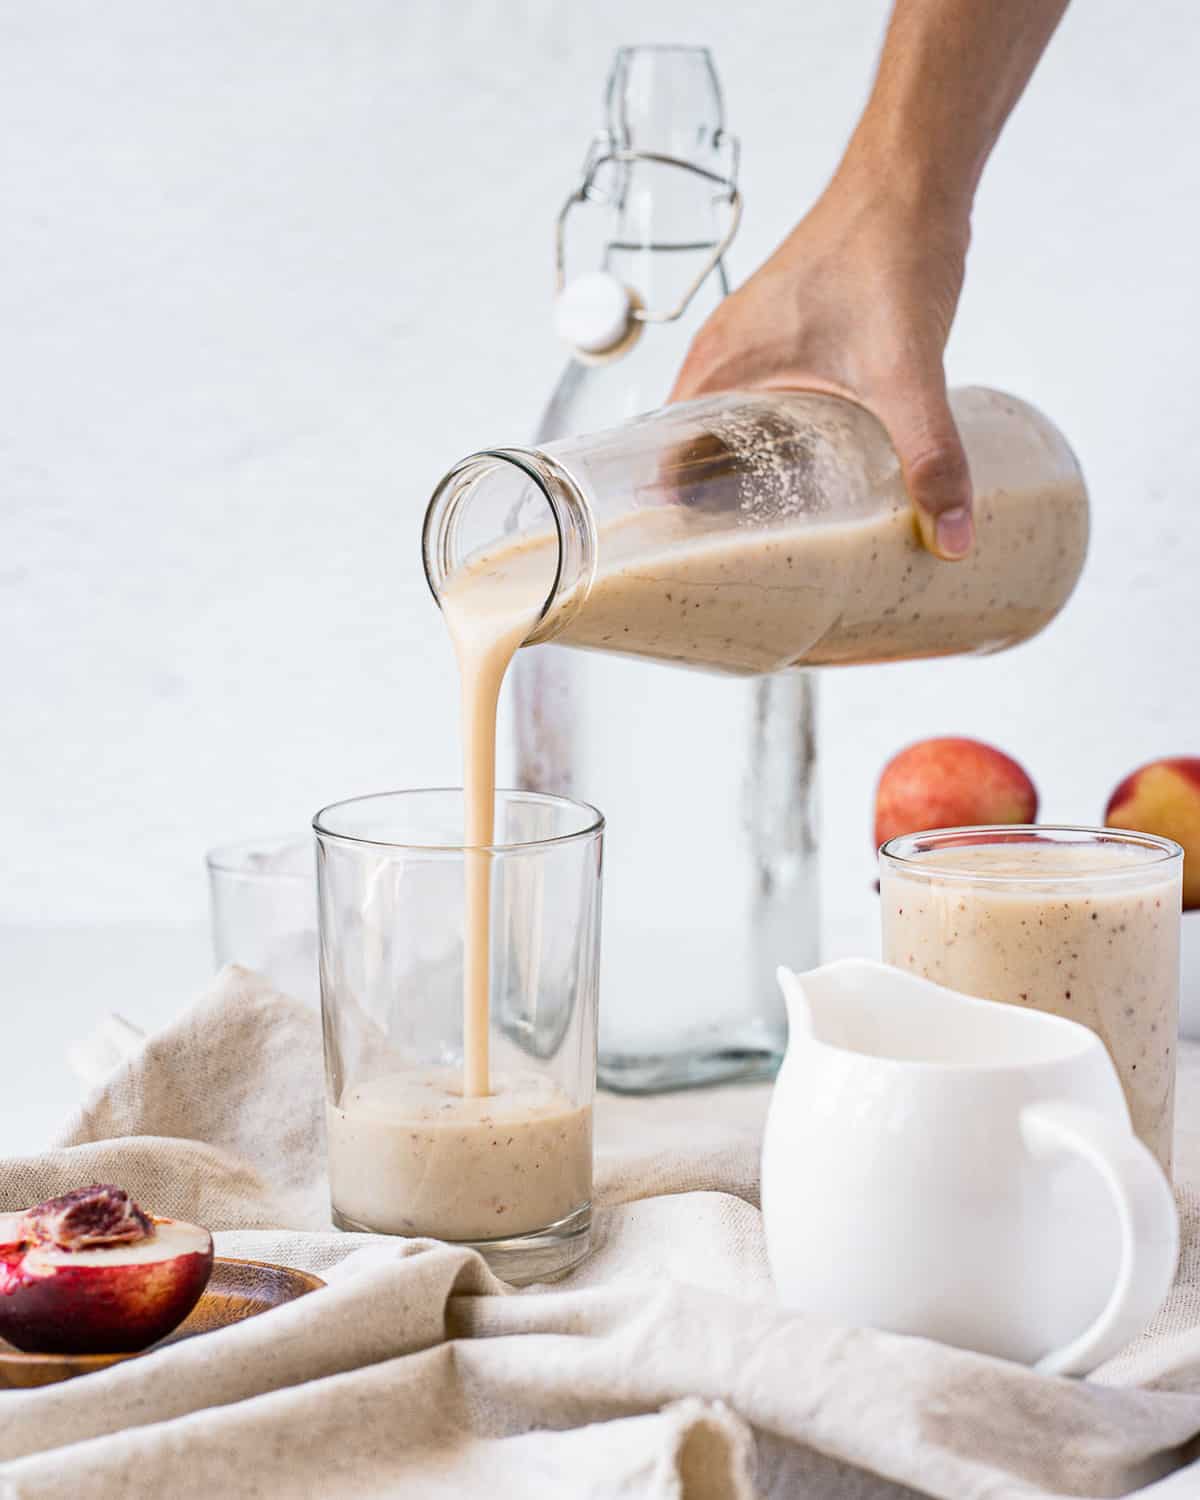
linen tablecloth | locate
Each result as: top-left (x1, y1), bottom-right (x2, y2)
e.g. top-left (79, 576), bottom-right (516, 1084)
top-left (3, 965), bottom-right (1200, 1499)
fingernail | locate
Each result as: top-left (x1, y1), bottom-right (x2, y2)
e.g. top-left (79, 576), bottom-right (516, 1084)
top-left (934, 507), bottom-right (974, 559)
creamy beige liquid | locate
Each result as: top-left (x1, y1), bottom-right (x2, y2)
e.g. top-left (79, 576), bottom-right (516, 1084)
top-left (459, 475), bottom-right (1088, 677)
top-left (329, 1070), bottom-right (592, 1239)
top-left (882, 841), bottom-right (1181, 1175)
top-left (326, 549), bottom-right (593, 1242)
top-left (440, 560), bottom-right (543, 1097)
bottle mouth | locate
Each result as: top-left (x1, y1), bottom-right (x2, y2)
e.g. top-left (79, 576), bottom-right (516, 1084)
top-left (421, 447), bottom-right (596, 646)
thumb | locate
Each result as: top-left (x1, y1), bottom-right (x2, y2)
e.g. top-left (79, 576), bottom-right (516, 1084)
top-left (874, 383), bottom-right (974, 560)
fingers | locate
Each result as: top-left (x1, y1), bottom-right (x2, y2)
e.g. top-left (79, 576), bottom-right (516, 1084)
top-left (668, 277), bottom-right (974, 560)
top-left (875, 383), bottom-right (975, 560)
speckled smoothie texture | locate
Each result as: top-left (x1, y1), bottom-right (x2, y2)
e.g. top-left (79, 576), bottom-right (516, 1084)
top-left (882, 841), bottom-right (1182, 1175)
top-left (328, 1070), bottom-right (592, 1240)
top-left (459, 389), bottom-right (1089, 676)
top-left (554, 481), bottom-right (1087, 673)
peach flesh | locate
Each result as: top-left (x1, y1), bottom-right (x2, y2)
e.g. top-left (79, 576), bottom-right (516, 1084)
top-left (874, 736), bottom-right (1038, 849)
top-left (0, 1191), bottom-right (213, 1355)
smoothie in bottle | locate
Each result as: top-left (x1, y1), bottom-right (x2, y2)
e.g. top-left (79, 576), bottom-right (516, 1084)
top-left (423, 387), bottom-right (1089, 677)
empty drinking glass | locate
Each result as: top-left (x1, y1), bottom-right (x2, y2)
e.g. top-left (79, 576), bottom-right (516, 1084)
top-left (206, 834), bottom-right (319, 1005)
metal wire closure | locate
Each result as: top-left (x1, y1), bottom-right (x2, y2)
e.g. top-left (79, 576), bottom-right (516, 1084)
top-left (554, 136), bottom-right (742, 326)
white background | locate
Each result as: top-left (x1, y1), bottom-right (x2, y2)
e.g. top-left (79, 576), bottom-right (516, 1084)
top-left (4, 1), bottom-right (1200, 1138)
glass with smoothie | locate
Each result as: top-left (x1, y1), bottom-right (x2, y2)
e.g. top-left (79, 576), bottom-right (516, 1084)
top-left (315, 788), bottom-right (602, 1283)
top-left (880, 826), bottom-right (1183, 1176)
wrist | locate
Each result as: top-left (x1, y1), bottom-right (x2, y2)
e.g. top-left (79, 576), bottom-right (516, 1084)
top-left (836, 119), bottom-right (977, 233)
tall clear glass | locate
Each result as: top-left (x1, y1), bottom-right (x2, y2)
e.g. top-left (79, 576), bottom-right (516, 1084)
top-left (315, 789), bottom-right (603, 1283)
top-left (511, 44), bottom-right (819, 1092)
top-left (880, 825), bottom-right (1182, 1177)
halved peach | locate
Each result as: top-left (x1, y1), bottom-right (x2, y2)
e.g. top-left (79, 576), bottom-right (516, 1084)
top-left (0, 1185), bottom-right (213, 1355)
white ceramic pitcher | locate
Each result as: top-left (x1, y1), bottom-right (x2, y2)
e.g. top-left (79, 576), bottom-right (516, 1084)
top-left (762, 960), bottom-right (1178, 1375)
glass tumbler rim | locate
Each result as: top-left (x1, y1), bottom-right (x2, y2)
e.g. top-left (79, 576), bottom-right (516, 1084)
top-left (879, 823), bottom-right (1183, 886)
top-left (312, 787), bottom-right (605, 856)
top-left (206, 832), bottom-right (314, 880)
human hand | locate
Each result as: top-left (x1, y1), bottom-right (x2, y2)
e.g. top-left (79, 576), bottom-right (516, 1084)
top-left (670, 166), bottom-right (975, 559)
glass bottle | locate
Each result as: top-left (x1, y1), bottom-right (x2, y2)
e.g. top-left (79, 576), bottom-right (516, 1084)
top-left (424, 387), bottom-right (1090, 1079)
top-left (424, 386), bottom-right (1089, 670)
top-left (513, 45), bottom-right (820, 1092)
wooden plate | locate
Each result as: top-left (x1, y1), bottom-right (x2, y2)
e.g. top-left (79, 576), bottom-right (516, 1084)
top-left (0, 1256), bottom-right (325, 1389)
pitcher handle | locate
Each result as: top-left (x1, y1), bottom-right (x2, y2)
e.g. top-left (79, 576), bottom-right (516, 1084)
top-left (1020, 1101), bottom-right (1178, 1377)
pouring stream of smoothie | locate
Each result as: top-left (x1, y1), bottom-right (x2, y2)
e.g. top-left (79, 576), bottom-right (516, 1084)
top-left (441, 556), bottom-right (546, 1097)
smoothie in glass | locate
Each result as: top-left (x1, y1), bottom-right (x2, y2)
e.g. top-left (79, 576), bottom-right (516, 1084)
top-left (880, 827), bottom-right (1183, 1176)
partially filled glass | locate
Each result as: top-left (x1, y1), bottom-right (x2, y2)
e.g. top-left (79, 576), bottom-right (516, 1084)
top-left (315, 789), bottom-right (602, 1282)
top-left (880, 825), bottom-right (1183, 1176)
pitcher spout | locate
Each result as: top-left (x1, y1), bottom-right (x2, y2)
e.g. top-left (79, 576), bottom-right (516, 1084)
top-left (776, 966), bottom-right (814, 1040)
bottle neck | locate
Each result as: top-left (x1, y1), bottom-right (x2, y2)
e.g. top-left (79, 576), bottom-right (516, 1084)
top-left (422, 448), bottom-right (596, 646)
top-left (613, 152), bottom-right (723, 234)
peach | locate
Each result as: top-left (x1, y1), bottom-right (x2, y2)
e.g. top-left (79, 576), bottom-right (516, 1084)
top-left (1105, 757), bottom-right (1200, 910)
top-left (0, 1185), bottom-right (213, 1355)
top-left (875, 737), bottom-right (1038, 849)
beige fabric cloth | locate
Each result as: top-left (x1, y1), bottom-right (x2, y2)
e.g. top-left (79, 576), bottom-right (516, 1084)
top-left (3, 967), bottom-right (1200, 1499)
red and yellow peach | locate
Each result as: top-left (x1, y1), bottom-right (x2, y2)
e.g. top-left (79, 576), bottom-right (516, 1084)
top-left (874, 736), bottom-right (1038, 849)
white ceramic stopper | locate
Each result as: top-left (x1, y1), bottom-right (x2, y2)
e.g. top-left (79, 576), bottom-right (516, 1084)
top-left (554, 272), bottom-right (633, 355)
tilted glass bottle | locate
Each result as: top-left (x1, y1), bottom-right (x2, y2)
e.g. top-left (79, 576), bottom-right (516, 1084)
top-left (424, 386), bottom-right (1089, 674)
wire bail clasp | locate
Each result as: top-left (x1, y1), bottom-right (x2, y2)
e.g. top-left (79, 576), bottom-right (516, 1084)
top-left (552, 135), bottom-right (742, 360)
